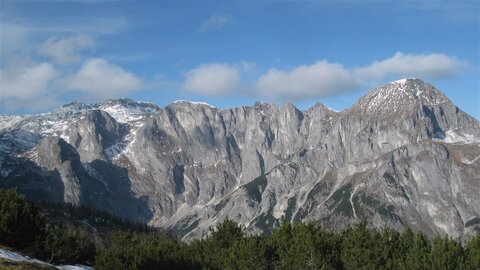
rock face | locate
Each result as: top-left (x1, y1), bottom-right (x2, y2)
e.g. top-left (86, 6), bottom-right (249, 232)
top-left (1, 79), bottom-right (479, 241)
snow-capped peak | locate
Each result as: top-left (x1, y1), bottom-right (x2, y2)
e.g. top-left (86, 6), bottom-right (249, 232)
top-left (96, 98), bottom-right (160, 123)
top-left (51, 101), bottom-right (92, 116)
top-left (349, 78), bottom-right (449, 118)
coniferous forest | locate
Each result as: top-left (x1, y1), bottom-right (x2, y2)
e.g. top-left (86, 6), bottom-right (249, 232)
top-left (1, 188), bottom-right (479, 270)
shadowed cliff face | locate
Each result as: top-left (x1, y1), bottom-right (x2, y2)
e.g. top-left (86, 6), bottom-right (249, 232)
top-left (1, 78), bottom-right (479, 241)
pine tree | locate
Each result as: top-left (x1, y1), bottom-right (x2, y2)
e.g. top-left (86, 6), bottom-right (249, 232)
top-left (0, 188), bottom-right (45, 248)
top-left (464, 233), bottom-right (480, 269)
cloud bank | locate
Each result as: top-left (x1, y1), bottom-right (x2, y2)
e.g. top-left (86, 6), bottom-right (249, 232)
top-left (0, 34), bottom-right (144, 112)
top-left (181, 52), bottom-right (460, 102)
top-left (0, 62), bottom-right (57, 100)
top-left (354, 52), bottom-right (460, 82)
top-left (66, 58), bottom-right (143, 99)
top-left (183, 63), bottom-right (240, 96)
top-left (256, 61), bottom-right (358, 101)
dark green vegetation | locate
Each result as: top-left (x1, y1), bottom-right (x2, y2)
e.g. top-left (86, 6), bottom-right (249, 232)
top-left (243, 175), bottom-right (267, 202)
top-left (1, 188), bottom-right (479, 269)
top-left (0, 188), bottom-right (154, 266)
top-left (0, 188), bottom-right (96, 265)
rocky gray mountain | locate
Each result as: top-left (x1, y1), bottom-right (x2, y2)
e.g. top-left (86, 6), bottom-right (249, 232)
top-left (1, 78), bottom-right (479, 241)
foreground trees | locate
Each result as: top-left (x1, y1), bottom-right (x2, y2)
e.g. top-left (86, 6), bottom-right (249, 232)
top-left (0, 188), bottom-right (45, 249)
top-left (96, 219), bottom-right (480, 270)
top-left (0, 189), bottom-right (95, 265)
top-left (0, 188), bottom-right (479, 269)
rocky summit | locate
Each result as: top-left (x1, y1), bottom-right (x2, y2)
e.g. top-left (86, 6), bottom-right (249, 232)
top-left (1, 78), bottom-right (479, 241)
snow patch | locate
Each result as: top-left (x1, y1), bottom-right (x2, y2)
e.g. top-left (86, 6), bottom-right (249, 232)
top-left (0, 248), bottom-right (93, 270)
top-left (461, 156), bottom-right (480, 165)
top-left (325, 105), bottom-right (339, 113)
top-left (104, 140), bottom-right (129, 159)
top-left (437, 130), bottom-right (480, 144)
top-left (0, 115), bottom-right (26, 132)
top-left (392, 78), bottom-right (408, 84)
top-left (415, 88), bottom-right (423, 97)
top-left (173, 100), bottom-right (216, 108)
top-left (100, 104), bottom-right (156, 123)
top-left (390, 77), bottom-right (418, 84)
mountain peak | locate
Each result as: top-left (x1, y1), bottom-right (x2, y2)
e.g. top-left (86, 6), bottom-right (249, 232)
top-left (348, 78), bottom-right (449, 119)
top-left (99, 98), bottom-right (158, 109)
top-left (52, 101), bottom-right (91, 116)
top-left (96, 98), bottom-right (160, 123)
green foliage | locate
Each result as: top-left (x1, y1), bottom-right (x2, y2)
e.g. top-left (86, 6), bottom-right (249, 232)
top-left (95, 231), bottom-right (198, 270)
top-left (2, 188), bottom-right (480, 270)
top-left (0, 188), bottom-right (95, 266)
top-left (192, 217), bottom-right (245, 269)
top-left (0, 188), bottom-right (45, 248)
top-left (340, 222), bottom-right (383, 269)
top-left (243, 175), bottom-right (267, 202)
top-left (42, 227), bottom-right (96, 265)
top-left (225, 235), bottom-right (272, 270)
top-left (429, 235), bottom-right (464, 270)
top-left (38, 200), bottom-right (152, 233)
top-left (464, 233), bottom-right (480, 269)
top-left (269, 222), bottom-right (341, 270)
top-left (208, 217), bottom-right (244, 250)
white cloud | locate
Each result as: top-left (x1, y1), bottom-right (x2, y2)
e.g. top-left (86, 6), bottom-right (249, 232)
top-left (179, 52), bottom-right (461, 102)
top-left (0, 62), bottom-right (61, 112)
top-left (256, 61), bottom-right (358, 101)
top-left (0, 62), bottom-right (57, 99)
top-left (183, 63), bottom-right (240, 96)
top-left (0, 58), bottom-right (144, 112)
top-left (66, 58), bottom-right (143, 99)
top-left (198, 14), bottom-right (233, 32)
top-left (354, 52), bottom-right (460, 82)
top-left (38, 35), bottom-right (95, 65)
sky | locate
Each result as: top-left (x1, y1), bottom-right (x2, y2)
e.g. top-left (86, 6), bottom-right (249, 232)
top-left (0, 0), bottom-right (479, 119)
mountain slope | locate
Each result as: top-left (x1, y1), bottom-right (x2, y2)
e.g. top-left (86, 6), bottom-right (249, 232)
top-left (1, 78), bottom-right (479, 241)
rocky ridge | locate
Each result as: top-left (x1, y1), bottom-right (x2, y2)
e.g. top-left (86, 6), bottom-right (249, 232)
top-left (1, 78), bottom-right (479, 241)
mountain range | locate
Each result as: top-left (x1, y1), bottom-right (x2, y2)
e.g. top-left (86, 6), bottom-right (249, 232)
top-left (1, 78), bottom-right (479, 241)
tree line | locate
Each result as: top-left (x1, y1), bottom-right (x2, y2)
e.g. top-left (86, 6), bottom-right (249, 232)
top-left (95, 218), bottom-right (480, 270)
top-left (1, 188), bottom-right (479, 269)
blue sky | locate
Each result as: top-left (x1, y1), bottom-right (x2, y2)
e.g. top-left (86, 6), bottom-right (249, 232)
top-left (1, 0), bottom-right (479, 119)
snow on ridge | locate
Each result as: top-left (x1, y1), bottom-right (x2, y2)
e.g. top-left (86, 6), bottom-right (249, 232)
top-left (0, 115), bottom-right (26, 131)
top-left (360, 77), bottom-right (448, 116)
top-left (97, 99), bottom-right (159, 124)
top-left (390, 77), bottom-right (419, 84)
top-left (325, 105), bottom-right (339, 113)
top-left (173, 100), bottom-right (216, 108)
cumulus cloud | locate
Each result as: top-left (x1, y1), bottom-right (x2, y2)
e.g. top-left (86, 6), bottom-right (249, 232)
top-left (66, 58), bottom-right (143, 99)
top-left (198, 14), bottom-right (233, 32)
top-left (0, 62), bottom-right (62, 112)
top-left (0, 58), bottom-right (144, 112)
top-left (38, 35), bottom-right (95, 65)
top-left (354, 52), bottom-right (460, 82)
top-left (180, 52), bottom-right (460, 102)
top-left (256, 61), bottom-right (358, 101)
top-left (0, 62), bottom-right (57, 99)
top-left (183, 63), bottom-right (240, 96)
